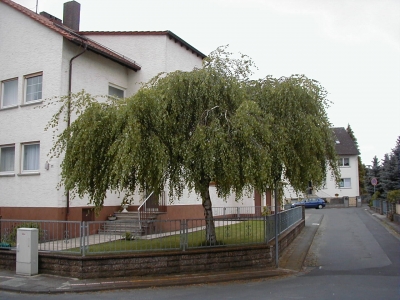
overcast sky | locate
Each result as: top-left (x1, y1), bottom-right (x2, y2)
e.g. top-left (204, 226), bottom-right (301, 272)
top-left (14, 0), bottom-right (400, 164)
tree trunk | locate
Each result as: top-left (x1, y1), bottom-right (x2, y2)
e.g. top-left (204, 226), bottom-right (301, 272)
top-left (201, 187), bottom-right (217, 245)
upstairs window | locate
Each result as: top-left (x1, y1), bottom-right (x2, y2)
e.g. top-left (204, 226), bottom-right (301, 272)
top-left (339, 178), bottom-right (351, 188)
top-left (1, 78), bottom-right (18, 108)
top-left (22, 143), bottom-right (40, 172)
top-left (338, 157), bottom-right (350, 167)
top-left (25, 73), bottom-right (42, 103)
top-left (108, 85), bottom-right (124, 99)
top-left (0, 145), bottom-right (15, 173)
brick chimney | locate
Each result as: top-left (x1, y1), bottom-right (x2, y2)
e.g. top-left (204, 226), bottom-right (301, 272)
top-left (63, 1), bottom-right (81, 31)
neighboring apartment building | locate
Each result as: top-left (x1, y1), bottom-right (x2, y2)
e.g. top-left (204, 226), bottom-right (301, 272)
top-left (0, 0), bottom-right (258, 221)
top-left (284, 127), bottom-right (360, 204)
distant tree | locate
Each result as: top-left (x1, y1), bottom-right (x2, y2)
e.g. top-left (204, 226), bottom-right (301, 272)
top-left (365, 156), bottom-right (382, 196)
top-left (380, 154), bottom-right (398, 198)
top-left (380, 136), bottom-right (400, 197)
top-left (48, 47), bottom-right (340, 244)
top-left (346, 124), bottom-right (366, 194)
top-left (392, 136), bottom-right (400, 190)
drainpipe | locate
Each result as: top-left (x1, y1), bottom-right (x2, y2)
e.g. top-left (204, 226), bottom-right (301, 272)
top-left (66, 43), bottom-right (87, 221)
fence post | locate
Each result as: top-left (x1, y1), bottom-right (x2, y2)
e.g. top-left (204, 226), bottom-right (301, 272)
top-left (180, 220), bottom-right (187, 251)
top-left (264, 216), bottom-right (268, 243)
top-left (81, 221), bottom-right (86, 257)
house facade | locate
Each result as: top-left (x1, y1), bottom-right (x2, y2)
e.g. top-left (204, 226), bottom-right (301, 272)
top-left (284, 127), bottom-right (360, 204)
top-left (0, 0), bottom-right (258, 222)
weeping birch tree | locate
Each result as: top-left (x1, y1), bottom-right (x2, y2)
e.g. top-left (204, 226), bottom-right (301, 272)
top-left (48, 47), bottom-right (339, 244)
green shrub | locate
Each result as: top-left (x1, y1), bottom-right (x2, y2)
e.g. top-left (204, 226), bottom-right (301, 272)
top-left (262, 206), bottom-right (271, 216)
top-left (387, 190), bottom-right (400, 203)
top-left (2, 222), bottom-right (43, 246)
top-left (371, 191), bottom-right (381, 201)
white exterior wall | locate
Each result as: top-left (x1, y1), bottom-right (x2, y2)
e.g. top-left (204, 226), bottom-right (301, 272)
top-left (0, 3), bottom-right (65, 208)
top-left (318, 155), bottom-right (359, 198)
top-left (283, 154), bottom-right (360, 200)
top-left (165, 37), bottom-right (205, 73)
top-left (0, 3), bottom-right (137, 209)
top-left (82, 34), bottom-right (204, 95)
top-left (164, 186), bottom-right (255, 207)
top-left (60, 43), bottom-right (137, 208)
top-left (1, 3), bottom-right (222, 213)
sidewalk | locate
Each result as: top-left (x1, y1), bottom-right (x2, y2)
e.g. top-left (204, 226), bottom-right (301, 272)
top-left (364, 206), bottom-right (400, 239)
top-left (0, 215), bottom-right (318, 294)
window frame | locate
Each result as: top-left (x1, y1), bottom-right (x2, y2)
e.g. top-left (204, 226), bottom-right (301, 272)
top-left (108, 84), bottom-right (125, 99)
top-left (338, 157), bottom-right (350, 167)
top-left (24, 72), bottom-right (43, 104)
top-left (339, 178), bottom-right (351, 188)
top-left (1, 78), bottom-right (18, 109)
top-left (0, 144), bottom-right (15, 175)
top-left (21, 142), bottom-right (40, 174)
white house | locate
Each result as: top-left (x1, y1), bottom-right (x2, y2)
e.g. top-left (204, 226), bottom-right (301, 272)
top-left (284, 127), bottom-right (360, 205)
top-left (0, 0), bottom-right (257, 222)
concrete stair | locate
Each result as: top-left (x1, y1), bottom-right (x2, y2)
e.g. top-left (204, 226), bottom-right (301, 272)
top-left (100, 211), bottom-right (164, 236)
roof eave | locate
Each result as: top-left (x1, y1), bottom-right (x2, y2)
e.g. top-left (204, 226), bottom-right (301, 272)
top-left (166, 30), bottom-right (206, 59)
top-left (69, 38), bottom-right (141, 71)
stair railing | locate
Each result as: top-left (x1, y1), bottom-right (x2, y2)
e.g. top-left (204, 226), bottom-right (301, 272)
top-left (138, 191), bottom-right (154, 231)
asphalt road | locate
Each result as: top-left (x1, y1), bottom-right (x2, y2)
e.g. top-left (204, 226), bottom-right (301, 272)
top-left (1, 207), bottom-right (399, 299)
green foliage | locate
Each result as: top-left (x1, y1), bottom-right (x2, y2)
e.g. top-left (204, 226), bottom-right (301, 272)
top-left (122, 232), bottom-right (134, 241)
top-left (387, 190), bottom-right (400, 203)
top-left (46, 46), bottom-right (339, 221)
top-left (250, 75), bottom-right (340, 191)
top-left (262, 206), bottom-right (271, 216)
top-left (371, 191), bottom-right (381, 200)
top-left (366, 137), bottom-right (400, 198)
top-left (2, 222), bottom-right (42, 246)
top-left (365, 156), bottom-right (382, 196)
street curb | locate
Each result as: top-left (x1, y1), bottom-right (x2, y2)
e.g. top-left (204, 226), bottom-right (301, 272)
top-left (0, 268), bottom-right (296, 294)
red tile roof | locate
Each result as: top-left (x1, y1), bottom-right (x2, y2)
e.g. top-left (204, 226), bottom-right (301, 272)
top-left (1, 0), bottom-right (141, 71)
top-left (79, 31), bottom-right (206, 58)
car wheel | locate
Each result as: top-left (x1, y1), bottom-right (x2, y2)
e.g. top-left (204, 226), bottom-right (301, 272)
top-left (318, 204), bottom-right (323, 209)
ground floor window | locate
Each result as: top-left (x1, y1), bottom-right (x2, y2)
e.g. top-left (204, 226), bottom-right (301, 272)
top-left (339, 178), bottom-right (351, 188)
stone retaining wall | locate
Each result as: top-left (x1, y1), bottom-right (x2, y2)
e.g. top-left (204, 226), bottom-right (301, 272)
top-left (0, 220), bottom-right (304, 279)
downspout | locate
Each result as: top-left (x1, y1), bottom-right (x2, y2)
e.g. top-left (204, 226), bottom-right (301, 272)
top-left (66, 43), bottom-right (87, 221)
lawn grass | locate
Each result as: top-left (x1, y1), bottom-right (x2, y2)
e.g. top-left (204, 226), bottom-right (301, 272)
top-left (84, 220), bottom-right (266, 254)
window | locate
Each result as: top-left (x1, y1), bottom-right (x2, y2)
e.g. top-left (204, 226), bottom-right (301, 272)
top-left (25, 74), bottom-right (42, 103)
top-left (338, 157), bottom-right (350, 167)
top-left (1, 78), bottom-right (18, 108)
top-left (339, 178), bottom-right (351, 188)
top-left (0, 145), bottom-right (15, 173)
top-left (22, 143), bottom-right (40, 172)
top-left (108, 85), bottom-right (124, 98)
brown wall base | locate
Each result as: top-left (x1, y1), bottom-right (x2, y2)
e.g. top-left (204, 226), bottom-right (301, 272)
top-left (0, 219), bottom-right (304, 279)
top-left (0, 206), bottom-right (121, 222)
top-left (0, 205), bottom-right (205, 222)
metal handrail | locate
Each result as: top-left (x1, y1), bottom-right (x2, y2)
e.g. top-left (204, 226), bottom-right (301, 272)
top-left (138, 191), bottom-right (154, 231)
